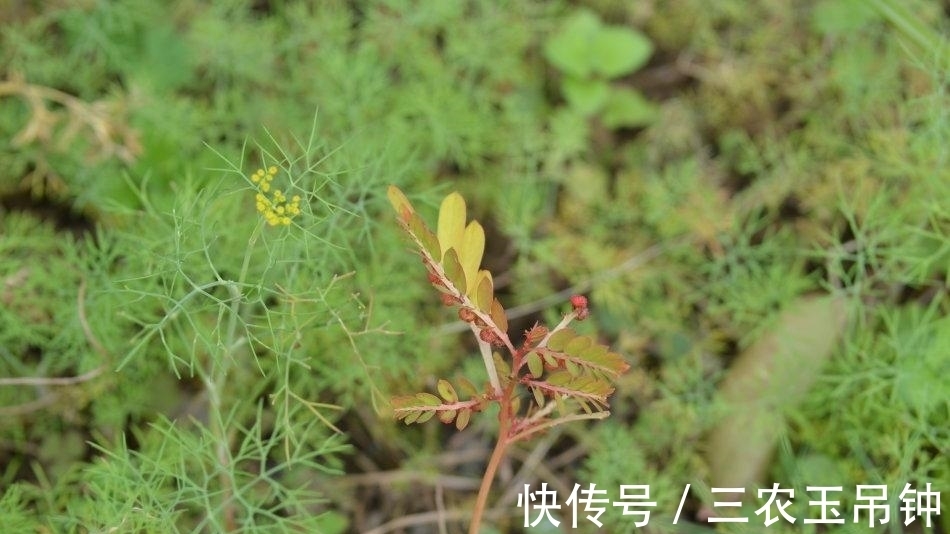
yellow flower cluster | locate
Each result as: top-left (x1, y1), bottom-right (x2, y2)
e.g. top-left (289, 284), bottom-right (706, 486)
top-left (252, 166), bottom-right (301, 226)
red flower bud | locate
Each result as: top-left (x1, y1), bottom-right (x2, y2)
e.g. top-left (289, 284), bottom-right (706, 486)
top-left (458, 307), bottom-right (477, 323)
top-left (570, 294), bottom-right (588, 310)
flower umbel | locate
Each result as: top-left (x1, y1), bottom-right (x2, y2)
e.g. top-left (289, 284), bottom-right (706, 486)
top-left (251, 166), bottom-right (301, 226)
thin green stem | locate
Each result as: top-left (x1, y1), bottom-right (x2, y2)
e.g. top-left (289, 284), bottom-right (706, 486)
top-left (206, 222), bottom-right (260, 531)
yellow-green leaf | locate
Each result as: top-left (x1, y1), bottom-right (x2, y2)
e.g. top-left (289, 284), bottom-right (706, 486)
top-left (564, 335), bottom-right (593, 355)
top-left (408, 213), bottom-right (440, 259)
top-left (387, 185), bottom-right (414, 219)
top-left (579, 344), bottom-right (608, 363)
top-left (416, 411), bottom-right (435, 423)
top-left (438, 192), bottom-right (466, 260)
top-left (474, 270), bottom-right (494, 311)
top-left (438, 409), bottom-right (457, 424)
top-left (527, 351), bottom-right (544, 378)
top-left (493, 351), bottom-right (510, 380)
top-left (403, 410), bottom-right (421, 424)
top-left (490, 298), bottom-right (507, 333)
top-left (460, 221), bottom-right (485, 290)
top-left (565, 360), bottom-right (581, 377)
top-left (547, 329), bottom-right (574, 351)
top-left (533, 386), bottom-right (545, 407)
top-left (417, 392), bottom-right (442, 406)
top-left (457, 376), bottom-right (479, 397)
top-left (437, 379), bottom-right (458, 403)
top-left (456, 408), bottom-right (471, 430)
top-left (442, 248), bottom-right (467, 295)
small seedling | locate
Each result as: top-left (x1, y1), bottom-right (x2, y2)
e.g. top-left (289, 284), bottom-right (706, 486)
top-left (387, 185), bottom-right (629, 533)
top-left (544, 9), bottom-right (657, 129)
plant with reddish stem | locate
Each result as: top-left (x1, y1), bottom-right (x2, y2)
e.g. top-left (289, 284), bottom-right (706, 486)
top-left (387, 185), bottom-right (629, 533)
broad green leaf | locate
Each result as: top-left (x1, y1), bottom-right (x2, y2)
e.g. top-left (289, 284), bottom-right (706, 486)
top-left (562, 77), bottom-right (609, 116)
top-left (387, 185), bottom-right (414, 219)
top-left (591, 27), bottom-right (653, 78)
top-left (438, 192), bottom-right (466, 259)
top-left (543, 10), bottom-right (601, 78)
top-left (403, 411), bottom-right (421, 424)
top-left (601, 88), bottom-right (658, 128)
top-left (437, 379), bottom-right (458, 403)
top-left (705, 295), bottom-right (848, 498)
top-left (544, 10), bottom-right (653, 80)
top-left (442, 248), bottom-right (467, 295)
top-left (416, 411), bottom-right (435, 423)
top-left (460, 221), bottom-right (485, 290)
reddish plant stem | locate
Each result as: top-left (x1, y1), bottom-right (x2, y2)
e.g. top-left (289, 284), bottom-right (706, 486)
top-left (469, 388), bottom-right (514, 534)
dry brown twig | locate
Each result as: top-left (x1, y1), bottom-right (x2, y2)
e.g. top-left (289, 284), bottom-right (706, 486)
top-left (0, 73), bottom-right (141, 196)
